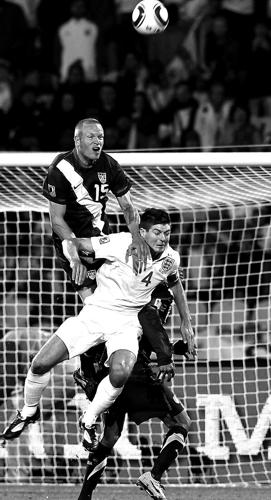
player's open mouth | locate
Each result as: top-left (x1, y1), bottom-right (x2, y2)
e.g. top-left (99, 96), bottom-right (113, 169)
top-left (92, 146), bottom-right (100, 152)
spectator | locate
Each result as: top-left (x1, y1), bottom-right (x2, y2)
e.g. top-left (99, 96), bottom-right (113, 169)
top-left (219, 101), bottom-right (262, 151)
top-left (146, 4), bottom-right (188, 67)
top-left (0, 63), bottom-right (14, 149)
top-left (103, 125), bottom-right (121, 150)
top-left (180, 128), bottom-right (202, 150)
top-left (115, 115), bottom-right (133, 150)
top-left (37, 0), bottom-right (71, 72)
top-left (181, 0), bottom-right (218, 70)
top-left (194, 80), bottom-right (232, 150)
top-left (55, 0), bottom-right (99, 82)
top-left (127, 91), bottom-right (159, 149)
top-left (50, 90), bottom-right (81, 150)
top-left (97, 82), bottom-right (120, 128)
top-left (165, 46), bottom-right (199, 87)
top-left (57, 59), bottom-right (99, 116)
top-left (115, 0), bottom-right (144, 64)
top-left (157, 80), bottom-right (199, 148)
top-left (171, 80), bottom-right (199, 146)
top-left (203, 13), bottom-right (243, 86)
top-left (0, 0), bottom-right (29, 73)
top-left (145, 60), bottom-right (174, 113)
top-left (9, 85), bottom-right (45, 149)
top-left (87, 0), bottom-right (118, 77)
top-left (221, 0), bottom-right (254, 55)
top-left (12, 131), bottom-right (41, 151)
top-left (248, 21), bottom-right (271, 119)
top-left (9, 0), bottom-right (41, 28)
top-left (116, 51), bottom-right (147, 115)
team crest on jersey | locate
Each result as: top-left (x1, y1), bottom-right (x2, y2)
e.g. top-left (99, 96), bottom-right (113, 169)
top-left (99, 236), bottom-right (110, 244)
top-left (160, 257), bottom-right (175, 274)
top-left (48, 184), bottom-right (56, 197)
top-left (87, 270), bottom-right (96, 280)
top-left (97, 172), bottom-right (107, 184)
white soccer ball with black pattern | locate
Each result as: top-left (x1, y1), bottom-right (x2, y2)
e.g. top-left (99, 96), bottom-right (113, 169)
top-left (132, 0), bottom-right (169, 35)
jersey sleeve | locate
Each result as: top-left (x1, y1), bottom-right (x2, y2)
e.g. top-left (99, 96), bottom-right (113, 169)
top-left (90, 232), bottom-right (131, 261)
top-left (43, 165), bottom-right (72, 204)
top-left (109, 157), bottom-right (132, 197)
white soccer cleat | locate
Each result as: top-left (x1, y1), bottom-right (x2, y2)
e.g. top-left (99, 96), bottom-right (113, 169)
top-left (136, 471), bottom-right (166, 499)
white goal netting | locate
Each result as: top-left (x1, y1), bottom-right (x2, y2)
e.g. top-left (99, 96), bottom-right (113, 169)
top-left (0, 152), bottom-right (271, 486)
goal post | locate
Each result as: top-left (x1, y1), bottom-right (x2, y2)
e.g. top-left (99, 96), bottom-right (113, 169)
top-left (0, 152), bottom-right (271, 485)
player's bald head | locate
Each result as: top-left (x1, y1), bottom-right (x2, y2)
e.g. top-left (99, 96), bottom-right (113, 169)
top-left (74, 118), bottom-right (102, 139)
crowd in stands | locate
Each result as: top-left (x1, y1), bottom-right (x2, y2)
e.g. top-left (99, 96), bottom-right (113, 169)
top-left (1, 0), bottom-right (271, 151)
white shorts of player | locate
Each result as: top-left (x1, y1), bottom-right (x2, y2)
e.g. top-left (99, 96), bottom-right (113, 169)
top-left (55, 304), bottom-right (141, 365)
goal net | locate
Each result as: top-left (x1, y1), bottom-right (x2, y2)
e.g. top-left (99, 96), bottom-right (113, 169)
top-left (0, 152), bottom-right (271, 486)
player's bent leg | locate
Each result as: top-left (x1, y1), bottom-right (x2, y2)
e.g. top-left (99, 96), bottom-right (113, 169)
top-left (136, 411), bottom-right (191, 499)
top-left (31, 333), bottom-right (69, 374)
top-left (1, 328), bottom-right (70, 441)
top-left (80, 375), bottom-right (124, 449)
top-left (80, 351), bottom-right (135, 451)
top-left (108, 349), bottom-right (137, 388)
top-left (77, 416), bottom-right (125, 498)
top-left (77, 442), bottom-right (110, 500)
top-left (150, 410), bottom-right (190, 486)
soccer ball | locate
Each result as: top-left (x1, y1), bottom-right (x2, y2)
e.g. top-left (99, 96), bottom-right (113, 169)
top-left (132, 0), bottom-right (169, 35)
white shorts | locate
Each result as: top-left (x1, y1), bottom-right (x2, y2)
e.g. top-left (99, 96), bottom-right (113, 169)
top-left (55, 304), bottom-right (141, 364)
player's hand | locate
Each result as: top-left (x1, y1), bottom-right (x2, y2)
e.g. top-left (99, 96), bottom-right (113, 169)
top-left (185, 344), bottom-right (197, 360)
top-left (157, 363), bottom-right (175, 382)
top-left (126, 234), bottom-right (151, 274)
top-left (180, 320), bottom-right (196, 355)
top-left (70, 259), bottom-right (87, 285)
top-left (173, 339), bottom-right (197, 360)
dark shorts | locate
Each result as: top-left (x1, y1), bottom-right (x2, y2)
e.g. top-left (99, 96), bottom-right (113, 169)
top-left (109, 378), bottom-right (184, 425)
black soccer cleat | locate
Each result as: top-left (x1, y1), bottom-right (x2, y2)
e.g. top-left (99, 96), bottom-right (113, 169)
top-left (79, 416), bottom-right (99, 452)
top-left (1, 407), bottom-right (40, 440)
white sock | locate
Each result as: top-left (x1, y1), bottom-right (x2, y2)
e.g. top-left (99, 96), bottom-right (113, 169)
top-left (82, 375), bottom-right (123, 428)
top-left (21, 369), bottom-right (51, 418)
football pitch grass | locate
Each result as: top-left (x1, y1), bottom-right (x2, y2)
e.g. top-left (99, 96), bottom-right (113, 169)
top-left (1, 485), bottom-right (271, 500)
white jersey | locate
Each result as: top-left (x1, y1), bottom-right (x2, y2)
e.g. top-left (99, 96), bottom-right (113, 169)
top-left (84, 232), bottom-right (180, 313)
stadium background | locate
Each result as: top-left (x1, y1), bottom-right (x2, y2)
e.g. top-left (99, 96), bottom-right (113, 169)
top-left (1, 0), bottom-right (271, 493)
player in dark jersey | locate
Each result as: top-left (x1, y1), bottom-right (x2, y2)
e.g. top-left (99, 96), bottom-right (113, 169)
top-left (75, 283), bottom-right (196, 500)
top-left (43, 117), bottom-right (149, 302)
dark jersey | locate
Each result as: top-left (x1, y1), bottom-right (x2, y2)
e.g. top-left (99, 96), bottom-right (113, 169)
top-left (42, 149), bottom-right (132, 240)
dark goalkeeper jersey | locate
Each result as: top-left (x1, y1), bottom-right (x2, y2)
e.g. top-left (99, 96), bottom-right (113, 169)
top-left (43, 149), bottom-right (132, 239)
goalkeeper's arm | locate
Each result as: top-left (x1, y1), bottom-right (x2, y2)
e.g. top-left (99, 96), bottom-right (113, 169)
top-left (171, 280), bottom-right (197, 357)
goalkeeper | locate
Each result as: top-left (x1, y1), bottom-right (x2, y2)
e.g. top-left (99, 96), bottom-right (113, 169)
top-left (75, 282), bottom-right (195, 500)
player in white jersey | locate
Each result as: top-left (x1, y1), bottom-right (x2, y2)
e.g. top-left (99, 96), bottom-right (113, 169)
top-left (78, 231), bottom-right (180, 312)
top-left (1, 209), bottom-right (195, 445)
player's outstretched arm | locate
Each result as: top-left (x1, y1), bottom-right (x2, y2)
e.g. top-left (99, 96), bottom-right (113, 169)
top-left (117, 191), bottom-right (150, 274)
top-left (171, 280), bottom-right (196, 355)
top-left (62, 238), bottom-right (94, 286)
